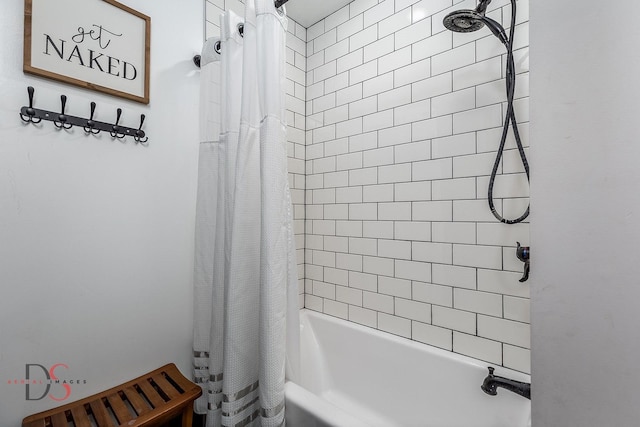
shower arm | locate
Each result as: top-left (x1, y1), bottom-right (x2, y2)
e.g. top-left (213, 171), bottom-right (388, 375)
top-left (474, 0), bottom-right (508, 44)
top-left (476, 0), bottom-right (492, 14)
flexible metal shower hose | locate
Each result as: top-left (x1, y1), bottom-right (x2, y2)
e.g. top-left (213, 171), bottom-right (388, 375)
top-left (487, 0), bottom-right (530, 224)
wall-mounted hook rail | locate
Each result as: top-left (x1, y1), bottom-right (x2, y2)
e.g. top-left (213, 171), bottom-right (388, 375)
top-left (19, 86), bottom-right (148, 144)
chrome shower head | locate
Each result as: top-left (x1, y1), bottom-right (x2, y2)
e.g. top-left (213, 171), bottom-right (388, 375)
top-left (442, 9), bottom-right (485, 33)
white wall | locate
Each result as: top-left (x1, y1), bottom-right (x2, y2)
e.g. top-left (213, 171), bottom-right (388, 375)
top-left (530, 1), bottom-right (640, 425)
top-left (302, 0), bottom-right (531, 373)
top-left (0, 0), bottom-right (202, 424)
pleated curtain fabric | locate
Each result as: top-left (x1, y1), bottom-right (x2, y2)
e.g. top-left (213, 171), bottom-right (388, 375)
top-left (193, 1), bottom-right (300, 426)
top-left (193, 34), bottom-right (223, 417)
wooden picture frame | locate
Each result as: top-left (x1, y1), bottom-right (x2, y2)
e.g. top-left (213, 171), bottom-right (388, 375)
top-left (24, 0), bottom-right (151, 104)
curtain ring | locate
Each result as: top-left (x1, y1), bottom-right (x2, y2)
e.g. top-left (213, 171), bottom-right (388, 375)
top-left (237, 23), bottom-right (244, 37)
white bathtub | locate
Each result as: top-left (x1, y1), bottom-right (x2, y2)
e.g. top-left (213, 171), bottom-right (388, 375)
top-left (285, 309), bottom-right (531, 427)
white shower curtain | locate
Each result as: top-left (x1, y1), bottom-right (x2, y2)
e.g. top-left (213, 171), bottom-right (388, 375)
top-left (193, 1), bottom-right (300, 426)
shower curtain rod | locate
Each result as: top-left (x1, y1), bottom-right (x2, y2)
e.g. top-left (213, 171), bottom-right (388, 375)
top-left (193, 0), bottom-right (291, 68)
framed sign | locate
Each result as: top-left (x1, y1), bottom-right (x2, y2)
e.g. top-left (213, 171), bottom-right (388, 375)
top-left (24, 0), bottom-right (150, 104)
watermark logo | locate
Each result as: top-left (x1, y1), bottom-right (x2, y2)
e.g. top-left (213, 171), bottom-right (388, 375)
top-left (7, 364), bottom-right (87, 401)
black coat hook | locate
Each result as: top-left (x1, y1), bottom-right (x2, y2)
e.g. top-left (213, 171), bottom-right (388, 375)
top-left (133, 114), bottom-right (148, 143)
top-left (83, 102), bottom-right (100, 135)
top-left (19, 86), bottom-right (148, 144)
top-left (110, 108), bottom-right (125, 139)
top-left (20, 86), bottom-right (41, 123)
top-left (53, 95), bottom-right (72, 129)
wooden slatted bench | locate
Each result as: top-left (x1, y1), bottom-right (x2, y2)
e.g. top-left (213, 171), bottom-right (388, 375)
top-left (22, 363), bottom-right (202, 427)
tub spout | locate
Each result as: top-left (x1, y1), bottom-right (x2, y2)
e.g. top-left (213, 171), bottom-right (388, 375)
top-left (481, 367), bottom-right (531, 400)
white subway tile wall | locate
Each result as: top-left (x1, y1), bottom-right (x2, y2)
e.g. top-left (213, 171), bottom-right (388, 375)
top-left (205, 1), bottom-right (307, 307)
top-left (304, 0), bottom-right (530, 374)
top-left (206, 0), bottom-right (530, 374)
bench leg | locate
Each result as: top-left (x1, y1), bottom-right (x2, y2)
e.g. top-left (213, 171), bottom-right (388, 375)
top-left (182, 405), bottom-right (194, 427)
